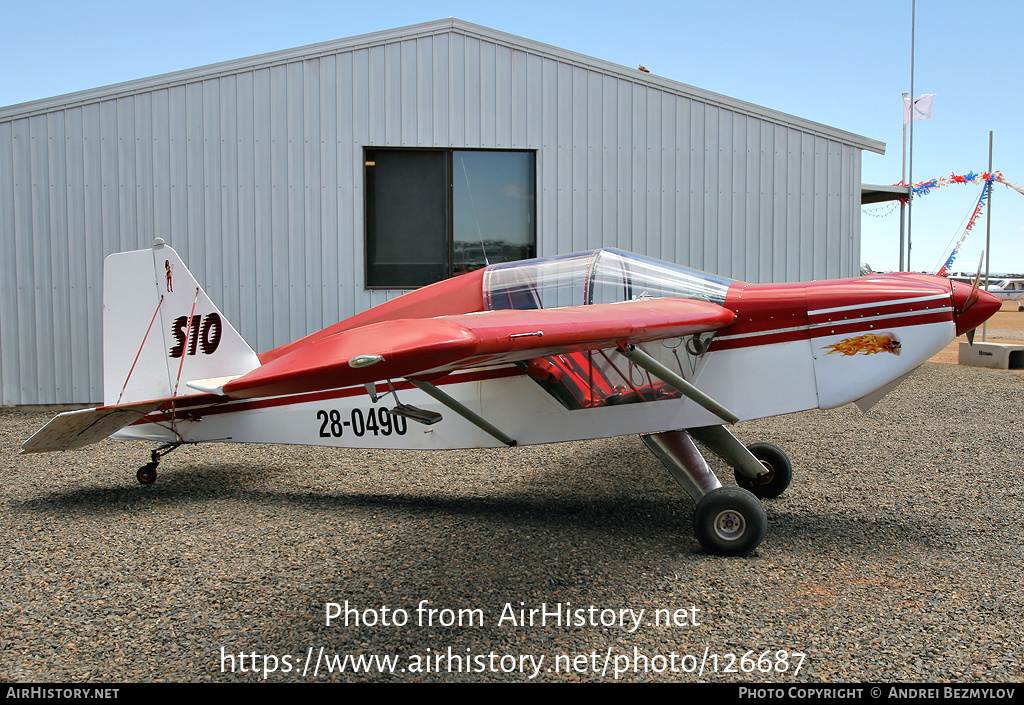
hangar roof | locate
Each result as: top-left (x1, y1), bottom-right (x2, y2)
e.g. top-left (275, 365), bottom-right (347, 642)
top-left (0, 18), bottom-right (884, 155)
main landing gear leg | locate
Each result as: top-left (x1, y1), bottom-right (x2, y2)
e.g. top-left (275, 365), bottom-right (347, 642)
top-left (136, 442), bottom-right (184, 485)
top-left (641, 430), bottom-right (766, 557)
top-left (688, 426), bottom-right (793, 499)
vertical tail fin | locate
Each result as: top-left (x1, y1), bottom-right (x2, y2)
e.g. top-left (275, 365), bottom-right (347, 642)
top-left (103, 240), bottom-right (260, 405)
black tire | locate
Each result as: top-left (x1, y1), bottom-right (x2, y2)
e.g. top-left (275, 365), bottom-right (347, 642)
top-left (137, 463), bottom-right (157, 485)
top-left (692, 487), bottom-right (767, 557)
top-left (734, 442), bottom-right (792, 499)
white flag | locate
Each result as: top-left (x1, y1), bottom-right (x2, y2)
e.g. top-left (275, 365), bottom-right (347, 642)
top-left (903, 93), bottom-right (936, 125)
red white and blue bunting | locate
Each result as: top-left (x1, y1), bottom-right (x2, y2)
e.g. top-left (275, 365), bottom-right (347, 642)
top-left (895, 171), bottom-right (1024, 276)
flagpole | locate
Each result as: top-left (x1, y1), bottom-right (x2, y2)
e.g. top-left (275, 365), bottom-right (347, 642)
top-left (900, 91), bottom-right (908, 271)
top-left (983, 131), bottom-right (993, 342)
top-left (907, 0), bottom-right (916, 271)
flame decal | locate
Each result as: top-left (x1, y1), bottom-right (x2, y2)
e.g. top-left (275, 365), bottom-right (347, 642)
top-left (823, 332), bottom-right (901, 357)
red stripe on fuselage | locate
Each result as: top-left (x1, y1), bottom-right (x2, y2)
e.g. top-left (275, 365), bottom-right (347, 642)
top-left (808, 310), bottom-right (953, 339)
top-left (130, 366), bottom-right (525, 425)
top-left (808, 295), bottom-right (952, 326)
top-left (711, 278), bottom-right (954, 352)
top-left (710, 327), bottom-right (811, 351)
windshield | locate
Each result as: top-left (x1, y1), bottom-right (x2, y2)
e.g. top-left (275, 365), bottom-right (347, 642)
top-left (482, 249), bottom-right (734, 310)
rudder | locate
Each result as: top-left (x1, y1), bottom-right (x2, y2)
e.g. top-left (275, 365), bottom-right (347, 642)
top-left (103, 240), bottom-right (260, 405)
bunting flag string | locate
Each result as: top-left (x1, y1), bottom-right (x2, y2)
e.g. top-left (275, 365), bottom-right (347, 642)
top-left (899, 170), bottom-right (1024, 200)
top-left (892, 170), bottom-right (1024, 276)
top-left (936, 181), bottom-right (990, 276)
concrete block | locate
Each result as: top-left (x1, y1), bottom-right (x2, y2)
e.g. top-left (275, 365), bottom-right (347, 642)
top-left (958, 341), bottom-right (1024, 369)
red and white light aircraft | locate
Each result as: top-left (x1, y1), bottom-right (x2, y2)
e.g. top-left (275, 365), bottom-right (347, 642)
top-left (22, 241), bottom-right (1000, 555)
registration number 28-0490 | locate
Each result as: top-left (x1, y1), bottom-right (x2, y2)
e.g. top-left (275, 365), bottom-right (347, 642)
top-left (316, 407), bottom-right (409, 438)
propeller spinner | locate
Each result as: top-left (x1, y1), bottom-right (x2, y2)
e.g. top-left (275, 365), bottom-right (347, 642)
top-left (950, 253), bottom-right (1001, 342)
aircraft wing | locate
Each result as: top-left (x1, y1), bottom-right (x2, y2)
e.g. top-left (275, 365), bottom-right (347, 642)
top-left (210, 298), bottom-right (735, 400)
top-left (20, 400), bottom-right (168, 454)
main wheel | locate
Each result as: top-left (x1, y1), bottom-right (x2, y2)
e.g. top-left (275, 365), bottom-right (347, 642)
top-left (137, 463), bottom-right (157, 485)
top-left (734, 442), bottom-right (792, 499)
top-left (693, 487), bottom-right (767, 557)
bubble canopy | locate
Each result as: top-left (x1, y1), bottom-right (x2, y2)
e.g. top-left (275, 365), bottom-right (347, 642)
top-left (482, 249), bottom-right (734, 311)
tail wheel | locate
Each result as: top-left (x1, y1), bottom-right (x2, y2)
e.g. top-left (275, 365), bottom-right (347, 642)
top-left (734, 442), bottom-right (792, 499)
top-left (137, 462), bottom-right (157, 485)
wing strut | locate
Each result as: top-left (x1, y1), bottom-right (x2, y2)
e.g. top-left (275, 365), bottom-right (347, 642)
top-left (408, 379), bottom-right (517, 447)
top-left (618, 344), bottom-right (740, 424)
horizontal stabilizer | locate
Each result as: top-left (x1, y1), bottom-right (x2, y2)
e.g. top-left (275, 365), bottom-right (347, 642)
top-left (20, 401), bottom-right (165, 454)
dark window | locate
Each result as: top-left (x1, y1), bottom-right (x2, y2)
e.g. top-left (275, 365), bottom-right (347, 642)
top-left (365, 149), bottom-right (536, 289)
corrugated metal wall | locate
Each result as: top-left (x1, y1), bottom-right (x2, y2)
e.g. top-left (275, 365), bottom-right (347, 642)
top-left (0, 22), bottom-right (868, 405)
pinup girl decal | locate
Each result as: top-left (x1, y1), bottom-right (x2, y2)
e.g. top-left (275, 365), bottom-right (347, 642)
top-left (165, 260), bottom-right (173, 292)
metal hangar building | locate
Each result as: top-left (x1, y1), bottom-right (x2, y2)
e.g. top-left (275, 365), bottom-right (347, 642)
top-left (0, 18), bottom-right (884, 405)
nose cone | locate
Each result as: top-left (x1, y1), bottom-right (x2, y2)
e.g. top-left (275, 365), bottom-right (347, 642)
top-left (950, 280), bottom-right (1002, 336)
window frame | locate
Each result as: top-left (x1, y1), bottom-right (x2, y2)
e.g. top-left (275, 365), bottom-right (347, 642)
top-left (363, 147), bottom-right (537, 290)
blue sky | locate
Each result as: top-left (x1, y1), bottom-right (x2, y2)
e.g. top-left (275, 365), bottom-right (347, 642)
top-left (4, 0), bottom-right (1022, 273)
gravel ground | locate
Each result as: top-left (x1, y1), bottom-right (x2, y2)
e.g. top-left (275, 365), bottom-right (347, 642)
top-left (2, 362), bottom-right (1022, 683)
top-left (985, 328), bottom-right (1024, 341)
